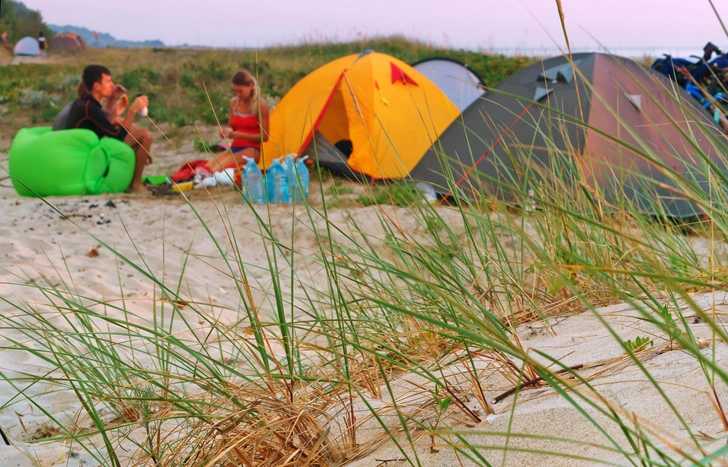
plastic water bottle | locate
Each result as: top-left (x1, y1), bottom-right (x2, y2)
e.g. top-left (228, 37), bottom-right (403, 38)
top-left (290, 156), bottom-right (310, 203)
top-left (242, 157), bottom-right (265, 204)
top-left (265, 158), bottom-right (287, 203)
top-left (283, 155), bottom-right (296, 204)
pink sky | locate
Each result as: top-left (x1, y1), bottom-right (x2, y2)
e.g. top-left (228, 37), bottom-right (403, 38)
top-left (20, 0), bottom-right (728, 52)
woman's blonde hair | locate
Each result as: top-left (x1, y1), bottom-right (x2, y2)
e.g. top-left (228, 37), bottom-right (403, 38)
top-left (231, 70), bottom-right (260, 115)
top-left (77, 80), bottom-right (89, 97)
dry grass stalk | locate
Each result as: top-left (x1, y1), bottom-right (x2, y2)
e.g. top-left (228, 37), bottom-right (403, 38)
top-left (137, 383), bottom-right (352, 467)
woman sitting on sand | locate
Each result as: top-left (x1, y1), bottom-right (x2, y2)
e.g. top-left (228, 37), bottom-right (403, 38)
top-left (207, 70), bottom-right (269, 172)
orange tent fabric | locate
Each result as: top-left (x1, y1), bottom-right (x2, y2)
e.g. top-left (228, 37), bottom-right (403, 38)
top-left (261, 51), bottom-right (459, 179)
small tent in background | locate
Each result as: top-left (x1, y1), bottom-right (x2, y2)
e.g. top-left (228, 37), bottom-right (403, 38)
top-left (415, 53), bottom-right (724, 218)
top-left (263, 51), bottom-right (459, 180)
top-left (13, 37), bottom-right (40, 56)
top-left (51, 32), bottom-right (88, 53)
top-left (412, 57), bottom-right (485, 111)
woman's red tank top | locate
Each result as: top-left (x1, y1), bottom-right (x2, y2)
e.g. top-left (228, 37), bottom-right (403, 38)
top-left (231, 98), bottom-right (261, 149)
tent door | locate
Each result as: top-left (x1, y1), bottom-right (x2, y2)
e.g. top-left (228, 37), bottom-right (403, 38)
top-left (316, 87), bottom-right (351, 154)
top-left (304, 87), bottom-right (369, 180)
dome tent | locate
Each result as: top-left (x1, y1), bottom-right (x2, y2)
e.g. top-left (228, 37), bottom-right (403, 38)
top-left (13, 37), bottom-right (40, 56)
top-left (51, 32), bottom-right (88, 53)
top-left (412, 57), bottom-right (485, 111)
top-left (262, 51), bottom-right (459, 180)
top-left (416, 53), bottom-right (726, 218)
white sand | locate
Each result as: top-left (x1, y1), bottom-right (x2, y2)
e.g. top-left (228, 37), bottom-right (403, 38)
top-left (0, 127), bottom-right (727, 466)
top-left (347, 296), bottom-right (728, 466)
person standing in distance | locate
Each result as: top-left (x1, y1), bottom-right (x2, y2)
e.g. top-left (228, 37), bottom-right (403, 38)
top-left (38, 32), bottom-right (46, 57)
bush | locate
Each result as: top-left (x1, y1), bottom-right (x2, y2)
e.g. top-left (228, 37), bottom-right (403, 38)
top-left (193, 137), bottom-right (221, 153)
top-left (180, 73), bottom-right (195, 88)
top-left (116, 67), bottom-right (161, 93)
top-left (41, 106), bottom-right (59, 123)
top-left (357, 183), bottom-right (419, 207)
top-left (56, 74), bottom-right (80, 91)
top-left (18, 89), bottom-right (60, 110)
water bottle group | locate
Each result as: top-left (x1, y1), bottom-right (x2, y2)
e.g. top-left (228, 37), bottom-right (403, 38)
top-left (242, 154), bottom-right (310, 204)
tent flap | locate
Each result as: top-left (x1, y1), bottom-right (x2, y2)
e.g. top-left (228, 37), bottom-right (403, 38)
top-left (534, 86), bottom-right (554, 101)
top-left (390, 62), bottom-right (418, 86)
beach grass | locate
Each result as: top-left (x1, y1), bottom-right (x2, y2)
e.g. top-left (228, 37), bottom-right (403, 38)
top-left (3, 88), bottom-right (728, 466)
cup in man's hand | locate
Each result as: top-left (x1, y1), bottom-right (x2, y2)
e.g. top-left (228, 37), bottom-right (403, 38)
top-left (133, 94), bottom-right (149, 117)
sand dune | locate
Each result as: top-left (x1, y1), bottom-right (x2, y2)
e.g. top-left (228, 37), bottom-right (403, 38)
top-left (0, 126), bottom-right (727, 466)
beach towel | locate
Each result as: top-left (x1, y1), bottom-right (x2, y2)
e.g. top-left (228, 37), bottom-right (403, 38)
top-left (171, 160), bottom-right (211, 183)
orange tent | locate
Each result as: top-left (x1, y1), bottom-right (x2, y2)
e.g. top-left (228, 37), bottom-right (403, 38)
top-left (262, 51), bottom-right (459, 179)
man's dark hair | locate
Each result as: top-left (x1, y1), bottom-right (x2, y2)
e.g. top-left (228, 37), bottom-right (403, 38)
top-left (82, 65), bottom-right (111, 92)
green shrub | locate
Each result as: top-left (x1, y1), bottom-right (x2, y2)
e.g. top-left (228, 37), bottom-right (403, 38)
top-left (180, 73), bottom-right (195, 88)
top-left (357, 183), bottom-right (419, 207)
top-left (41, 106), bottom-right (59, 122)
top-left (623, 336), bottom-right (654, 353)
top-left (193, 137), bottom-right (220, 153)
top-left (116, 67), bottom-right (161, 93)
top-left (18, 89), bottom-right (59, 109)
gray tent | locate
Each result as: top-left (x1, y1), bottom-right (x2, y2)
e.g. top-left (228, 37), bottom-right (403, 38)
top-left (13, 37), bottom-right (40, 56)
top-left (412, 57), bottom-right (485, 111)
top-left (414, 52), bottom-right (724, 218)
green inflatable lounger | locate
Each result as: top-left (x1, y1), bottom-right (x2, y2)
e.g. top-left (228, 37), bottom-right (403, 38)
top-left (9, 126), bottom-right (135, 197)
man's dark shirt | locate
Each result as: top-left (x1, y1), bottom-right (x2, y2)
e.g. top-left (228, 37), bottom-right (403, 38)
top-left (66, 93), bottom-right (128, 142)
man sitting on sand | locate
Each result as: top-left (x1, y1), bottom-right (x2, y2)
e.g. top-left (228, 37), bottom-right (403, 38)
top-left (53, 80), bottom-right (126, 131)
top-left (66, 65), bottom-right (153, 192)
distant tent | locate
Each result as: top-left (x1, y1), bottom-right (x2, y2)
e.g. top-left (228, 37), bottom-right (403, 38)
top-left (412, 57), bottom-right (485, 111)
top-left (51, 32), bottom-right (88, 53)
top-left (13, 37), bottom-right (40, 56)
top-left (415, 53), bottom-right (724, 218)
top-left (263, 51), bottom-right (459, 180)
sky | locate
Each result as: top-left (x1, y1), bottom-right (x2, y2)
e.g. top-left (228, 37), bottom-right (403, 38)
top-left (18, 0), bottom-right (728, 55)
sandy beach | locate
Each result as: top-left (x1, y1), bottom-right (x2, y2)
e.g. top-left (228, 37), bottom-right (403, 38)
top-left (0, 123), bottom-right (727, 467)
top-left (4, 0), bottom-right (728, 461)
